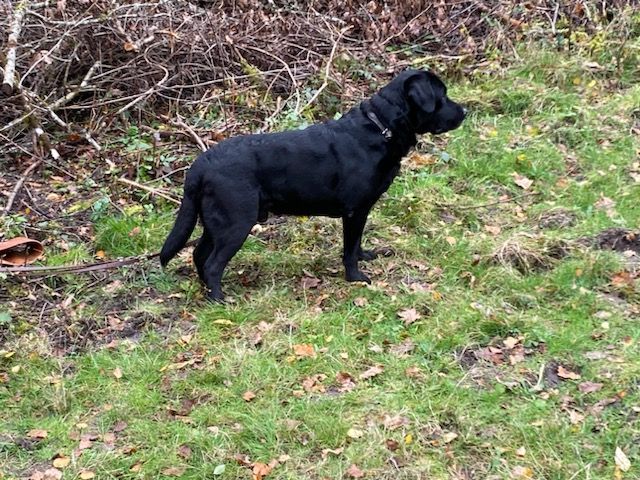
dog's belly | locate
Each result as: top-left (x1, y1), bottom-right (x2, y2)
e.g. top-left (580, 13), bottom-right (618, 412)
top-left (265, 198), bottom-right (344, 218)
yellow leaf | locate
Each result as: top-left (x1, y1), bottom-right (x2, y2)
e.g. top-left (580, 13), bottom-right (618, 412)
top-left (52, 457), bottom-right (70, 469)
top-left (213, 319), bottom-right (233, 325)
top-left (404, 433), bottom-right (413, 445)
top-left (95, 250), bottom-right (106, 259)
top-left (615, 447), bottom-right (631, 472)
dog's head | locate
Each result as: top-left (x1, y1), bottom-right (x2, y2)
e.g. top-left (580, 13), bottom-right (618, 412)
top-left (383, 69), bottom-right (466, 135)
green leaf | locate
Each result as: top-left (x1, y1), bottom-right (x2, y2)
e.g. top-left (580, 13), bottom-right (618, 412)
top-left (213, 464), bottom-right (226, 475)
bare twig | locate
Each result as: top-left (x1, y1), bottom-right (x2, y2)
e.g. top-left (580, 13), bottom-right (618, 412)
top-left (299, 26), bottom-right (352, 114)
top-left (3, 159), bottom-right (43, 217)
top-left (117, 177), bottom-right (181, 205)
top-left (2, 0), bottom-right (29, 96)
top-left (161, 115), bottom-right (208, 152)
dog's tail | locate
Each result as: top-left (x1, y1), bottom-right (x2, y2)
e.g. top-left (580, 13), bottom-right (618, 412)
top-left (159, 169), bottom-right (201, 267)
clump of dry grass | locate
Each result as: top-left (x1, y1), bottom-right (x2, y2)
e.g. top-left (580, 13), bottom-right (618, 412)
top-left (491, 233), bottom-right (570, 274)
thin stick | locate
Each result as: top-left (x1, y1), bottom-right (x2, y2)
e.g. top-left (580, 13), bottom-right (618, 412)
top-left (117, 177), bottom-right (181, 205)
top-left (2, 0), bottom-right (29, 96)
top-left (161, 115), bottom-right (208, 152)
top-left (299, 26), bottom-right (351, 113)
top-left (3, 159), bottom-right (43, 216)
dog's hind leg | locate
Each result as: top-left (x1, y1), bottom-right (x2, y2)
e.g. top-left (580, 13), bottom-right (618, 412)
top-left (200, 195), bottom-right (258, 302)
top-left (193, 230), bottom-right (214, 282)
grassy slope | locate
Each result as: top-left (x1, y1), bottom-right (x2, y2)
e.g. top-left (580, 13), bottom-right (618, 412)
top-left (2, 39), bottom-right (640, 479)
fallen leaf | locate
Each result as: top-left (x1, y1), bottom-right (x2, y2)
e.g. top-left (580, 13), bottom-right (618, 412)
top-left (213, 464), bottom-right (226, 475)
top-left (585, 351), bottom-right (607, 360)
top-left (112, 367), bottom-right (123, 379)
top-left (162, 466), bottom-right (186, 476)
top-left (43, 468), bottom-right (62, 480)
top-left (441, 431), bottom-right (458, 444)
top-left (321, 447), bottom-right (344, 458)
top-left (359, 365), bottom-right (384, 380)
top-left (130, 462), bottom-right (142, 472)
top-left (113, 420), bottom-right (128, 432)
top-left (516, 446), bottom-right (526, 457)
top-left (293, 344), bottom-right (316, 358)
top-left (578, 381), bottom-right (603, 394)
top-left (52, 456), bottom-right (70, 468)
top-left (177, 444), bottom-right (192, 459)
top-left (615, 447), bottom-right (631, 472)
top-left (79, 471), bottom-right (95, 480)
top-left (503, 336), bottom-right (520, 349)
top-left (557, 365), bottom-right (581, 380)
top-left (27, 429), bottom-right (48, 439)
top-left (242, 391), bottom-right (257, 402)
top-left (252, 461), bottom-right (274, 480)
top-left (354, 297), bottom-right (368, 307)
top-left (484, 225), bottom-right (502, 236)
top-left (385, 439), bottom-right (399, 451)
top-left (78, 438), bottom-right (93, 450)
top-left (347, 428), bottom-right (364, 439)
top-left (397, 308), bottom-right (421, 326)
top-left (335, 371), bottom-right (357, 393)
top-left (346, 464), bottom-right (365, 478)
top-left (382, 415), bottom-right (409, 430)
top-left (512, 465), bottom-right (534, 478)
top-left (301, 276), bottom-right (321, 289)
top-left (102, 432), bottom-right (116, 444)
top-left (513, 173), bottom-right (533, 190)
top-left (389, 339), bottom-right (415, 356)
top-left (568, 410), bottom-right (585, 425)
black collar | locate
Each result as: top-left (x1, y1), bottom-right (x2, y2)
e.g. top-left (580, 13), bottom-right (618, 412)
top-left (366, 111), bottom-right (393, 141)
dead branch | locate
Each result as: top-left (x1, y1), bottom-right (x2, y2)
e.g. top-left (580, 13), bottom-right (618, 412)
top-left (117, 177), bottom-right (181, 205)
top-left (3, 159), bottom-right (43, 217)
top-left (2, 0), bottom-right (29, 96)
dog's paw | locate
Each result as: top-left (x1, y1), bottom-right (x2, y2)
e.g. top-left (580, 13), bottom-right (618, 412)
top-left (206, 290), bottom-right (226, 303)
top-left (345, 270), bottom-right (371, 284)
top-left (358, 249), bottom-right (377, 261)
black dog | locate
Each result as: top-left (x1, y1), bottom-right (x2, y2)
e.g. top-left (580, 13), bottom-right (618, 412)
top-left (160, 69), bottom-right (466, 301)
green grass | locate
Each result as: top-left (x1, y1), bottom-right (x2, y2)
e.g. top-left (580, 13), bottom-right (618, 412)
top-left (2, 37), bottom-right (640, 479)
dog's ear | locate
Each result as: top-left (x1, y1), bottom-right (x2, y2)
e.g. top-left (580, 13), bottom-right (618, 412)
top-left (405, 71), bottom-right (436, 113)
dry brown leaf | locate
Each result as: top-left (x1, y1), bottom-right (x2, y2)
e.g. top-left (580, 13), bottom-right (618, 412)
top-left (512, 465), bottom-right (534, 478)
top-left (79, 471), bottom-right (95, 480)
top-left (359, 365), bottom-right (384, 380)
top-left (578, 381), bottom-right (603, 394)
top-left (293, 344), bottom-right (316, 358)
top-left (130, 462), bottom-right (142, 472)
top-left (354, 297), bottom-right (368, 307)
top-left (242, 391), bottom-right (257, 402)
top-left (347, 464), bottom-right (365, 478)
top-left (516, 446), bottom-right (526, 457)
top-left (347, 428), bottom-right (364, 439)
top-left (389, 339), bottom-right (416, 356)
top-left (112, 367), bottom-right (123, 379)
top-left (557, 365), bottom-right (581, 380)
top-left (52, 456), bottom-right (70, 469)
top-left (484, 224), bottom-right (502, 236)
top-left (568, 410), bottom-right (585, 425)
top-left (321, 447), bottom-right (344, 458)
top-left (513, 173), bottom-right (533, 190)
top-left (42, 469), bottom-right (62, 480)
top-left (382, 415), bottom-right (409, 430)
top-left (385, 438), bottom-right (399, 451)
top-left (503, 336), bottom-right (520, 349)
top-left (162, 466), bottom-right (186, 476)
top-left (300, 276), bottom-right (321, 289)
top-left (177, 444), bottom-right (192, 459)
top-left (27, 429), bottom-right (48, 439)
top-left (397, 308), bottom-right (421, 326)
top-left (102, 432), bottom-right (116, 444)
top-left (252, 461), bottom-right (274, 480)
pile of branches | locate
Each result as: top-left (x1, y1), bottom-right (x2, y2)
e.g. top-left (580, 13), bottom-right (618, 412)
top-left (0, 0), bottom-right (632, 159)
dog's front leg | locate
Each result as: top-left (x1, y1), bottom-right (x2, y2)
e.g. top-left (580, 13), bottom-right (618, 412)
top-left (342, 211), bottom-right (372, 284)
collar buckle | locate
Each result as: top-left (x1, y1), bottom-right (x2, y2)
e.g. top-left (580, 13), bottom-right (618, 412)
top-left (367, 111), bottom-right (393, 141)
